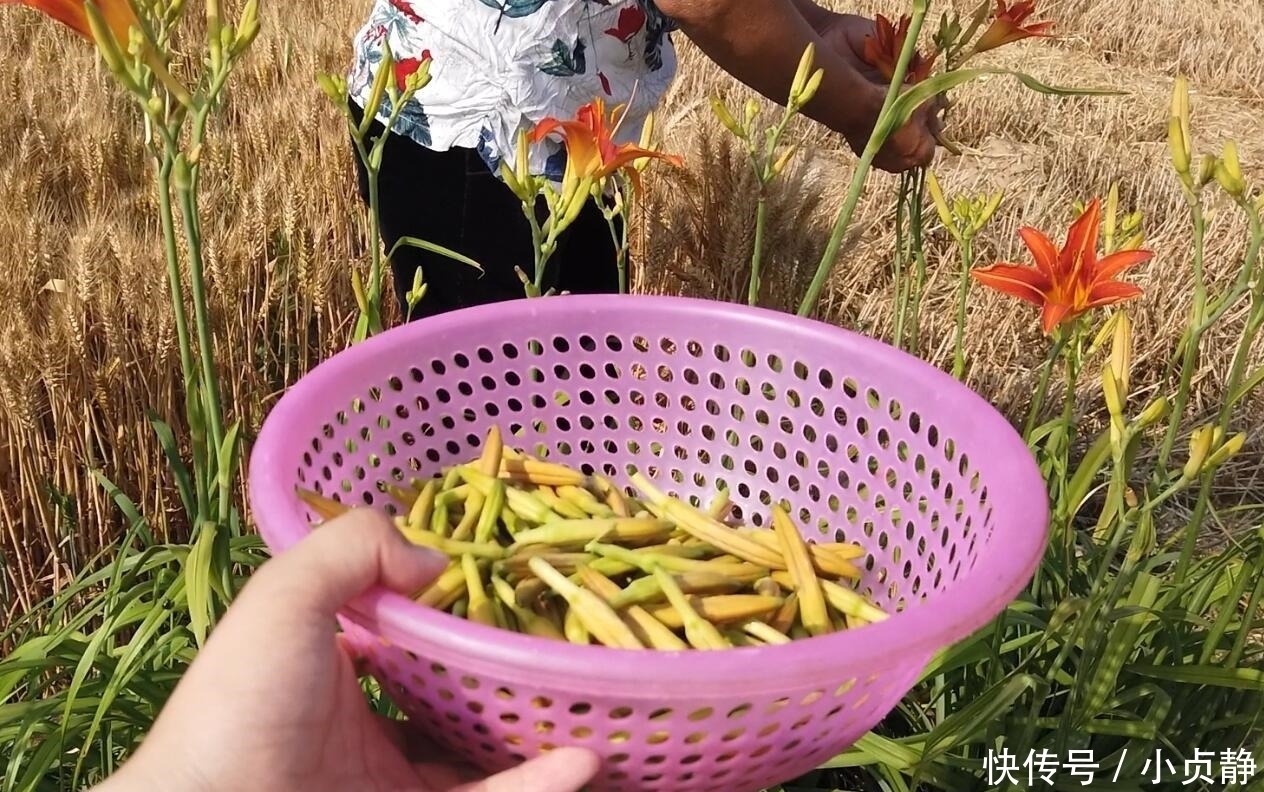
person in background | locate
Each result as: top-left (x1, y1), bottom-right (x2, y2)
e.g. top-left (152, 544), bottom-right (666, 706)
top-left (347, 0), bottom-right (943, 321)
top-left (93, 507), bottom-right (602, 792)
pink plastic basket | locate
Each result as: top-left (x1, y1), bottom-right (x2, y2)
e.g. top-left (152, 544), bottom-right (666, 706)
top-left (248, 295), bottom-right (1048, 792)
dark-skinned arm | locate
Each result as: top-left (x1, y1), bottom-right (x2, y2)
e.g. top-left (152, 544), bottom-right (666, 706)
top-left (654, 0), bottom-right (882, 145)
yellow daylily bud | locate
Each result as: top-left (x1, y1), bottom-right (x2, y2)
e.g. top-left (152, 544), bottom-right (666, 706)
top-left (1168, 76), bottom-right (1192, 178)
top-left (1102, 368), bottom-right (1125, 449)
top-left (1215, 141), bottom-right (1247, 197)
top-left (1089, 311), bottom-right (1122, 355)
top-left (710, 96), bottom-right (744, 138)
top-left (351, 268), bottom-right (369, 314)
top-left (233, 0), bottom-right (260, 55)
top-left (973, 191), bottom-right (1003, 233)
top-left (744, 97), bottom-right (761, 128)
top-left (925, 171), bottom-right (959, 239)
top-left (317, 73), bottom-right (347, 104)
top-left (1205, 433), bottom-right (1246, 469)
top-left (499, 160), bottom-right (526, 202)
top-left (1137, 397), bottom-right (1171, 428)
top-left (797, 68), bottom-right (824, 108)
top-left (1198, 154), bottom-right (1219, 188)
top-left (790, 43), bottom-right (816, 103)
top-left (639, 110), bottom-right (656, 150)
top-left (1109, 310), bottom-right (1133, 396)
top-left (1184, 426), bottom-right (1214, 480)
top-left (771, 144), bottom-right (799, 178)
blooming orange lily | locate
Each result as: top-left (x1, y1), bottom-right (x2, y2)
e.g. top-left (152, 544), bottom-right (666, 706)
top-left (972, 0), bottom-right (1053, 54)
top-left (972, 198), bottom-right (1152, 335)
top-left (862, 14), bottom-right (937, 85)
top-left (530, 97), bottom-right (682, 191)
top-left (1, 0), bottom-right (138, 48)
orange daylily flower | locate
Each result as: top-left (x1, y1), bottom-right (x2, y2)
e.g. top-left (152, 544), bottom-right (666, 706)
top-left (530, 98), bottom-right (683, 190)
top-left (972, 0), bottom-right (1053, 54)
top-left (862, 14), bottom-right (937, 85)
top-left (1, 0), bottom-right (138, 47)
top-left (972, 198), bottom-right (1152, 335)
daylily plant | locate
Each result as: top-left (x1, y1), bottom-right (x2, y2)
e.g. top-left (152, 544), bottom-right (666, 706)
top-left (972, 197), bottom-right (1153, 335)
top-left (505, 97), bottom-right (682, 296)
top-left (970, 0), bottom-right (1053, 55)
top-left (529, 97), bottom-right (683, 196)
top-left (862, 13), bottom-right (938, 84)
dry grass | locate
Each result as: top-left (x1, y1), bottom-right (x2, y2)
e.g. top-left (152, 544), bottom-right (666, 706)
top-left (2, 0), bottom-right (1262, 611)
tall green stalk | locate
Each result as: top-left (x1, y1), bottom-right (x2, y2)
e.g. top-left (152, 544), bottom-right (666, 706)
top-left (155, 159), bottom-right (206, 516)
top-left (1156, 201), bottom-right (1206, 471)
top-left (952, 237), bottom-right (974, 378)
top-left (905, 170), bottom-right (929, 350)
top-left (1023, 334), bottom-right (1068, 440)
top-left (796, 0), bottom-right (931, 318)
top-left (748, 197), bottom-right (769, 305)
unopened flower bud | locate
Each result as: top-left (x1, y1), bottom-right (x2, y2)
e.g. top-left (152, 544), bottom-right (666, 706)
top-left (1205, 433), bottom-right (1246, 469)
top-left (1214, 140), bottom-right (1247, 197)
top-left (1137, 398), bottom-right (1170, 427)
top-left (1184, 426), bottom-right (1214, 480)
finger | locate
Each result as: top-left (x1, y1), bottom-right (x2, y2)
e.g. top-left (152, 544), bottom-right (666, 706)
top-left (455, 747), bottom-right (601, 792)
top-left (373, 713), bottom-right (410, 756)
top-left (249, 507), bottom-right (449, 622)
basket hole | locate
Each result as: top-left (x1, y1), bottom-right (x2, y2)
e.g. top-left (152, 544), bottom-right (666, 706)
top-left (687, 707), bottom-right (714, 721)
top-left (727, 704), bottom-right (752, 720)
top-left (685, 731), bottom-right (707, 744)
top-left (571, 726), bottom-right (593, 738)
top-left (608, 731), bottom-right (632, 744)
top-left (647, 731), bottom-right (670, 745)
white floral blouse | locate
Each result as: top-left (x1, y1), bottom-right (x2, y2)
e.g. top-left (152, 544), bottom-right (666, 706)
top-left (347, 0), bottom-right (679, 183)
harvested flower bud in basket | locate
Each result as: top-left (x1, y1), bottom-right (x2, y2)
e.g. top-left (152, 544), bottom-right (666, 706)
top-left (298, 426), bottom-right (887, 649)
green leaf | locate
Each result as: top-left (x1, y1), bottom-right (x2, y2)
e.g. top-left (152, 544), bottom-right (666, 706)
top-left (919, 674), bottom-right (1042, 768)
top-left (1229, 365), bottom-right (1264, 407)
top-left (878, 68), bottom-right (1127, 138)
top-left (147, 410), bottom-right (196, 520)
top-left (92, 471), bottom-right (154, 547)
top-left (186, 520), bottom-right (219, 647)
top-left (215, 419), bottom-right (243, 503)
top-left (1126, 664), bottom-right (1264, 689)
top-left (387, 235), bottom-right (484, 272)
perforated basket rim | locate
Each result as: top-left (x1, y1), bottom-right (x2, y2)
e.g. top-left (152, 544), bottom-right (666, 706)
top-left (248, 295), bottom-right (1048, 696)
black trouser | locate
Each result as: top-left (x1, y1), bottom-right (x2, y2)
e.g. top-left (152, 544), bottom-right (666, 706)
top-left (348, 101), bottom-right (622, 322)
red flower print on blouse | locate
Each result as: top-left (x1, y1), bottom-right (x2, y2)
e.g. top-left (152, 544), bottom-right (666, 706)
top-left (604, 5), bottom-right (646, 44)
top-left (388, 0), bottom-right (422, 24)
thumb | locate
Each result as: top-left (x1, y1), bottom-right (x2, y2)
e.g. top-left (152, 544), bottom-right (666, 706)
top-left (248, 507), bottom-right (449, 621)
top-left (457, 747), bottom-right (601, 792)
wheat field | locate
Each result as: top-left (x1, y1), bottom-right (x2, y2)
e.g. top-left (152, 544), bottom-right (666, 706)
top-left (1, 0), bottom-right (1262, 612)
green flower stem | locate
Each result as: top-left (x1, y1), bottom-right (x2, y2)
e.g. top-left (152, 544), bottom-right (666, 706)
top-left (1023, 333), bottom-right (1068, 440)
top-left (155, 154), bottom-right (206, 517)
top-left (796, 0), bottom-right (930, 318)
top-left (906, 170), bottom-right (929, 351)
top-left (748, 194), bottom-right (769, 306)
top-left (1175, 211), bottom-right (1264, 580)
top-left (1052, 327), bottom-right (1086, 525)
top-left (952, 236), bottom-right (975, 379)
top-left (892, 173), bottom-right (911, 345)
top-left (602, 187), bottom-right (632, 295)
top-left (176, 177), bottom-right (226, 517)
top-left (1157, 201), bottom-right (1207, 471)
top-left (1214, 211), bottom-right (1264, 433)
